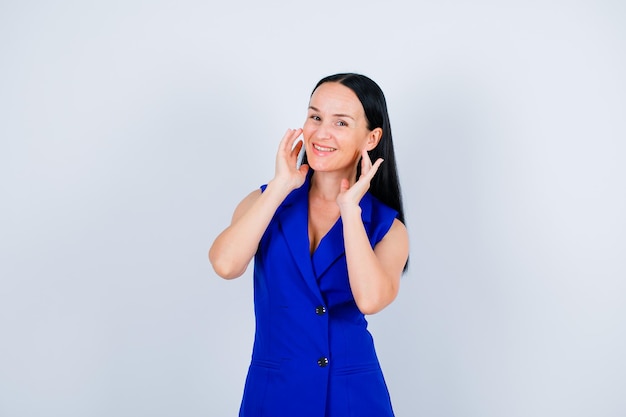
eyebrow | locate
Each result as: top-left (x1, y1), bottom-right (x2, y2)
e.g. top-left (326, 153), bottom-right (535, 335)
top-left (308, 106), bottom-right (355, 120)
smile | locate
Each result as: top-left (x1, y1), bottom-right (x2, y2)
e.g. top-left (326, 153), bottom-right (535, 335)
top-left (313, 144), bottom-right (336, 152)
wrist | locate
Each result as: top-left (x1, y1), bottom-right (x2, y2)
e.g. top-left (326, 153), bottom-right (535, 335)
top-left (339, 203), bottom-right (362, 219)
top-left (266, 178), bottom-right (296, 198)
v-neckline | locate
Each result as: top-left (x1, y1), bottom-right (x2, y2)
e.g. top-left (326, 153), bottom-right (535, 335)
top-left (307, 186), bottom-right (342, 256)
top-left (309, 215), bottom-right (342, 257)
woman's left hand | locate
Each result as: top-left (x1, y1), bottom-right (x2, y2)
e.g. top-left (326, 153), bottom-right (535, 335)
top-left (336, 149), bottom-right (383, 213)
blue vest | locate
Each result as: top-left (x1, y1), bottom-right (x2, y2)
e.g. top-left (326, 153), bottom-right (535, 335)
top-left (239, 175), bottom-right (397, 417)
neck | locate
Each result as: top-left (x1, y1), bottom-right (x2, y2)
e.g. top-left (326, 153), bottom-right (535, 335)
top-left (309, 167), bottom-right (357, 201)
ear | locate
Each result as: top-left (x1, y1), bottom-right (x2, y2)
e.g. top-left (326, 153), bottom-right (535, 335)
top-left (365, 127), bottom-right (383, 151)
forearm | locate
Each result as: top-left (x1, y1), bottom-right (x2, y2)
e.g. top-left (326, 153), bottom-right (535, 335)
top-left (209, 181), bottom-right (293, 279)
top-left (342, 207), bottom-right (398, 314)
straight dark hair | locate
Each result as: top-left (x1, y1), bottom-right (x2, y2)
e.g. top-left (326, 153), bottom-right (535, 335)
top-left (308, 73), bottom-right (408, 270)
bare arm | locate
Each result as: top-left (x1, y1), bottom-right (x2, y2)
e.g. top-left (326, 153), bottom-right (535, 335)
top-left (337, 150), bottom-right (409, 314)
top-left (342, 213), bottom-right (408, 314)
top-left (208, 129), bottom-right (309, 279)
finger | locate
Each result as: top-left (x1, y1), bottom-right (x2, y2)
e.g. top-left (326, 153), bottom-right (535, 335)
top-left (287, 128), bottom-right (303, 153)
top-left (298, 163), bottom-right (310, 176)
top-left (280, 128), bottom-right (302, 154)
top-left (289, 136), bottom-right (304, 163)
top-left (360, 149), bottom-right (373, 174)
top-left (361, 149), bottom-right (372, 166)
top-left (279, 129), bottom-right (293, 152)
top-left (340, 178), bottom-right (350, 193)
top-left (363, 158), bottom-right (384, 181)
top-left (292, 139), bottom-right (304, 154)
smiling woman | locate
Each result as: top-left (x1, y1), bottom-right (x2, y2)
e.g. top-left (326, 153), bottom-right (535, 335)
top-left (209, 73), bottom-right (409, 417)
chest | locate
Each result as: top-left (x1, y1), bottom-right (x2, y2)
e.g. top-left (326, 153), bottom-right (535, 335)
top-left (307, 199), bottom-right (340, 255)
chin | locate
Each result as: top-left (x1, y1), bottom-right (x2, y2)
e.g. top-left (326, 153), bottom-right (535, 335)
top-left (307, 158), bottom-right (333, 172)
top-left (306, 153), bottom-right (358, 174)
top-left (308, 162), bottom-right (327, 172)
top-left (304, 156), bottom-right (321, 170)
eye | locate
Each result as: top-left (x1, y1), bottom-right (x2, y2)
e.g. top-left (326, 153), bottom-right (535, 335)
top-left (336, 120), bottom-right (347, 127)
top-left (310, 115), bottom-right (321, 121)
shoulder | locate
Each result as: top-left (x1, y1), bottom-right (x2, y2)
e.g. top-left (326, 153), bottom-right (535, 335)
top-left (364, 192), bottom-right (398, 227)
top-left (385, 218), bottom-right (408, 244)
top-left (362, 192), bottom-right (401, 246)
top-left (376, 217), bottom-right (408, 252)
top-left (368, 194), bottom-right (407, 242)
top-left (373, 217), bottom-right (409, 275)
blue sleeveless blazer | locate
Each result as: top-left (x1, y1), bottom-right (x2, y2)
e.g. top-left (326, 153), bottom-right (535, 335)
top-left (239, 174), bottom-right (397, 417)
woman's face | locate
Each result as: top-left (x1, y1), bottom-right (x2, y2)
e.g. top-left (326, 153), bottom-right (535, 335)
top-left (302, 82), bottom-right (381, 175)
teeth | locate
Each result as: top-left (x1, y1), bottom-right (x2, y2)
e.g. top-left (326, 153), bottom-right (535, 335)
top-left (314, 144), bottom-right (336, 152)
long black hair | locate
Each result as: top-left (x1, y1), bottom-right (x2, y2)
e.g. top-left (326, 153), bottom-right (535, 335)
top-left (307, 73), bottom-right (407, 270)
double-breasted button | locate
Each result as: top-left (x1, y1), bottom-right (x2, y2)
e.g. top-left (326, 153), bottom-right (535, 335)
top-left (315, 305), bottom-right (327, 315)
top-left (317, 357), bottom-right (329, 367)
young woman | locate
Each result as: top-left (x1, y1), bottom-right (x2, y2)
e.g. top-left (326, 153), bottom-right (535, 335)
top-left (209, 73), bottom-right (409, 417)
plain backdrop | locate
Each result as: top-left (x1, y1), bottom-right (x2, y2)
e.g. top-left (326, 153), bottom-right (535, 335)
top-left (1, 1), bottom-right (625, 416)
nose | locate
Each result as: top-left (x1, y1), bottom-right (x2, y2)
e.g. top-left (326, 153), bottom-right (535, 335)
top-left (314, 121), bottom-right (332, 140)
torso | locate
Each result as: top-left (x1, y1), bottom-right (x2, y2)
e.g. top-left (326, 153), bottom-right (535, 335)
top-left (242, 180), bottom-right (398, 416)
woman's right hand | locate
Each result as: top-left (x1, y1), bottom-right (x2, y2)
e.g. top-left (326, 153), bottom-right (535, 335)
top-left (209, 128), bottom-right (309, 279)
top-left (271, 128), bottom-right (309, 192)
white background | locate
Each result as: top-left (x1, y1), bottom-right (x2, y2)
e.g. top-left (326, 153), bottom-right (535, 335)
top-left (1, 1), bottom-right (625, 416)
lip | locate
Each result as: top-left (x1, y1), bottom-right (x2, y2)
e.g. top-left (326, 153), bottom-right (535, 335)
top-left (311, 142), bottom-right (337, 155)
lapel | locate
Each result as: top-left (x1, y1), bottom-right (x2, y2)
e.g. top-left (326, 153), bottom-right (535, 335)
top-left (276, 176), bottom-right (323, 302)
top-left (276, 173), bottom-right (376, 298)
top-left (311, 191), bottom-right (375, 279)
